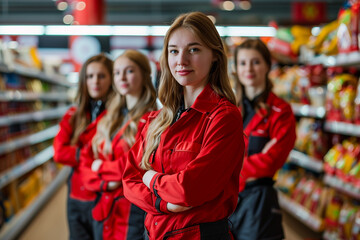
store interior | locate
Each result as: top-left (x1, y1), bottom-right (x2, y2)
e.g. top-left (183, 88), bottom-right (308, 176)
top-left (1, 0), bottom-right (360, 239)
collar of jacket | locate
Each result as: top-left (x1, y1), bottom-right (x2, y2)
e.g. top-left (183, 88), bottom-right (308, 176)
top-left (149, 83), bottom-right (222, 119)
top-left (189, 83), bottom-right (222, 114)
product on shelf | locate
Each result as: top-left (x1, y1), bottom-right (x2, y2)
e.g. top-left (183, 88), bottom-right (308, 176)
top-left (307, 20), bottom-right (339, 55)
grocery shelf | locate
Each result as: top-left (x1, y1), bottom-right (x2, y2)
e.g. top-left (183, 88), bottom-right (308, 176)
top-left (0, 166), bottom-right (71, 240)
top-left (291, 103), bottom-right (326, 119)
top-left (324, 121), bottom-right (360, 137)
top-left (0, 146), bottom-right (54, 189)
top-left (305, 52), bottom-right (360, 68)
top-left (289, 150), bottom-right (324, 173)
top-left (0, 91), bottom-right (71, 102)
top-left (323, 174), bottom-right (360, 200)
top-left (0, 105), bottom-right (70, 127)
top-left (0, 64), bottom-right (72, 88)
top-left (278, 191), bottom-right (324, 232)
top-left (0, 125), bottom-right (59, 155)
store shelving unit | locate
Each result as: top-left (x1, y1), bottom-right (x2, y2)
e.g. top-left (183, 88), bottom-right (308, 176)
top-left (278, 192), bottom-right (324, 232)
top-left (0, 60), bottom-right (73, 239)
top-left (288, 150), bottom-right (324, 173)
top-left (279, 49), bottom-right (360, 237)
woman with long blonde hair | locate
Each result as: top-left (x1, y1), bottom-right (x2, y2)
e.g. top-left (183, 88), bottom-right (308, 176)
top-left (123, 12), bottom-right (245, 240)
top-left (53, 54), bottom-right (114, 240)
top-left (80, 49), bottom-right (157, 240)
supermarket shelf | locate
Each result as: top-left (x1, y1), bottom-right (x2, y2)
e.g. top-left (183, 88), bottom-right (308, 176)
top-left (0, 146), bottom-right (53, 189)
top-left (323, 174), bottom-right (360, 200)
top-left (0, 91), bottom-right (71, 102)
top-left (0, 125), bottom-right (59, 155)
top-left (278, 191), bottom-right (324, 232)
top-left (324, 121), bottom-right (360, 137)
top-left (305, 52), bottom-right (360, 68)
top-left (0, 105), bottom-right (70, 127)
top-left (291, 103), bottom-right (326, 119)
top-left (289, 150), bottom-right (324, 173)
top-left (0, 166), bottom-right (71, 240)
top-left (0, 64), bottom-right (72, 88)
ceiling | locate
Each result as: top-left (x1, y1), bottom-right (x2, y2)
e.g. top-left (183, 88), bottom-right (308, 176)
top-left (0, 0), bottom-right (345, 26)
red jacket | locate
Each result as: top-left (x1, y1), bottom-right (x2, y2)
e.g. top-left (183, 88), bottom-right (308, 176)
top-left (80, 113), bottom-right (150, 240)
top-left (123, 84), bottom-right (245, 240)
top-left (239, 92), bottom-right (296, 191)
top-left (53, 106), bottom-right (106, 201)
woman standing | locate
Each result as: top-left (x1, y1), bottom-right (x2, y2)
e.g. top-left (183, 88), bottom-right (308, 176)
top-left (80, 50), bottom-right (157, 240)
top-left (53, 54), bottom-right (114, 240)
top-left (122, 12), bottom-right (244, 240)
top-left (229, 38), bottom-right (296, 240)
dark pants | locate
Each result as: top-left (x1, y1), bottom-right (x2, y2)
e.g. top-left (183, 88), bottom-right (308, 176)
top-left (229, 178), bottom-right (284, 240)
top-left (67, 197), bottom-right (96, 240)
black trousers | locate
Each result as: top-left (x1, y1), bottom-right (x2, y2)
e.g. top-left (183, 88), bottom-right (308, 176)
top-left (229, 178), bottom-right (284, 240)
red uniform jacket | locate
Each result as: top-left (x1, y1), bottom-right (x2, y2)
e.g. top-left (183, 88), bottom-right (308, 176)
top-left (239, 92), bottom-right (296, 191)
top-left (123, 84), bottom-right (245, 240)
top-left (53, 106), bottom-right (106, 201)
top-left (80, 113), bottom-right (150, 240)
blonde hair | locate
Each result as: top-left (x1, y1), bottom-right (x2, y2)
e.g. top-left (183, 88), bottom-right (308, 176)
top-left (70, 54), bottom-right (115, 145)
top-left (140, 11), bottom-right (236, 170)
top-left (92, 50), bottom-right (157, 157)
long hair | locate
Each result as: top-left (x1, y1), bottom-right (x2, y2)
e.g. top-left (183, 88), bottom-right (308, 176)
top-left (92, 50), bottom-right (157, 157)
top-left (70, 54), bottom-right (115, 145)
top-left (233, 38), bottom-right (273, 116)
top-left (140, 11), bottom-right (235, 170)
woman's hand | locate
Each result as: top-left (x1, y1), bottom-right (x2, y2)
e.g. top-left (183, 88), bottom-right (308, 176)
top-left (107, 181), bottom-right (121, 190)
top-left (167, 203), bottom-right (192, 213)
top-left (142, 170), bottom-right (157, 188)
top-left (91, 159), bottom-right (103, 172)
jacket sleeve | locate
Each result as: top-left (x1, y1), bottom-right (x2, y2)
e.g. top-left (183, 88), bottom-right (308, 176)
top-left (53, 107), bottom-right (79, 167)
top-left (80, 143), bottom-right (109, 192)
top-left (150, 107), bottom-right (244, 207)
top-left (242, 104), bottom-right (296, 178)
top-left (123, 132), bottom-right (171, 215)
top-left (98, 113), bottom-right (150, 182)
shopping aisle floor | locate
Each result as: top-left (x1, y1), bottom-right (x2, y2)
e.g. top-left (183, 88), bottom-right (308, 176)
top-left (20, 184), bottom-right (68, 240)
top-left (19, 184), bottom-right (322, 240)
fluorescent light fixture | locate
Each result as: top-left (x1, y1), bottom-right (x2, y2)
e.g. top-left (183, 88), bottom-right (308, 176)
top-left (226, 26), bottom-right (276, 37)
top-left (0, 25), bottom-right (45, 35)
top-left (113, 26), bottom-right (150, 36)
top-left (215, 26), bottom-right (227, 37)
top-left (150, 26), bottom-right (169, 36)
top-left (46, 25), bottom-right (112, 36)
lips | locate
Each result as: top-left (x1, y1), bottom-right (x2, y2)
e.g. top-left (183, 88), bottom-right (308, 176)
top-left (177, 70), bottom-right (192, 76)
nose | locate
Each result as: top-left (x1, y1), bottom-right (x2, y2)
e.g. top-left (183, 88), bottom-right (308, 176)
top-left (177, 51), bottom-right (189, 66)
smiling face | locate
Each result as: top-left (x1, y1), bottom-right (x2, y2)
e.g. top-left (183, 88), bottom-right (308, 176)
top-left (113, 56), bottom-right (143, 97)
top-left (236, 48), bottom-right (269, 91)
top-left (167, 27), bottom-right (215, 91)
top-left (86, 62), bottom-right (112, 100)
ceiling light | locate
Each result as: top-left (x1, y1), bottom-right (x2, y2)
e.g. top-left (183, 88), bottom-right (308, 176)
top-left (221, 1), bottom-right (235, 11)
top-left (226, 26), bottom-right (276, 37)
top-left (0, 25), bottom-right (45, 35)
top-left (46, 25), bottom-right (112, 35)
top-left (57, 2), bottom-right (68, 11)
top-left (113, 26), bottom-right (150, 36)
top-left (239, 1), bottom-right (251, 10)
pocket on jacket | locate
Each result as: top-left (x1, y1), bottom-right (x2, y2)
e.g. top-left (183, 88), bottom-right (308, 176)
top-left (163, 225), bottom-right (201, 239)
top-left (170, 141), bottom-right (201, 171)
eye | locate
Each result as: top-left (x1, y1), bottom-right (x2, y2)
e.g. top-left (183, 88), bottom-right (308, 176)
top-left (98, 73), bottom-right (106, 79)
top-left (127, 68), bottom-right (134, 74)
top-left (189, 48), bottom-right (199, 53)
top-left (169, 49), bottom-right (178, 54)
top-left (86, 74), bottom-right (93, 79)
top-left (253, 59), bottom-right (261, 65)
top-left (239, 60), bottom-right (246, 66)
top-left (113, 71), bottom-right (120, 76)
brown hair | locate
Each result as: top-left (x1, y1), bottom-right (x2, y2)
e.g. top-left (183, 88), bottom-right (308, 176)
top-left (92, 50), bottom-right (157, 157)
top-left (233, 38), bottom-right (273, 115)
top-left (140, 11), bottom-right (236, 170)
top-left (70, 53), bottom-right (115, 145)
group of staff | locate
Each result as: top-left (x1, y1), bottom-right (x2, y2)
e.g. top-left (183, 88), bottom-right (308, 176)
top-left (53, 11), bottom-right (296, 240)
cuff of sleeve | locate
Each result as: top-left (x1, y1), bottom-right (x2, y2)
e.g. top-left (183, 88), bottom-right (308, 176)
top-left (149, 173), bottom-right (162, 195)
top-left (159, 199), bottom-right (171, 214)
top-left (100, 180), bottom-right (107, 191)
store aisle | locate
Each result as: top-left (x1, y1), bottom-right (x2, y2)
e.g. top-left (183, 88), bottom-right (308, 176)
top-left (282, 211), bottom-right (323, 240)
top-left (19, 184), bottom-right (68, 240)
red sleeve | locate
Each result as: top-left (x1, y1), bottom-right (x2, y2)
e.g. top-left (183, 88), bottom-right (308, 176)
top-left (53, 107), bottom-right (79, 167)
top-left (98, 113), bottom-right (150, 181)
top-left (150, 107), bottom-right (244, 207)
top-left (241, 104), bottom-right (296, 178)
